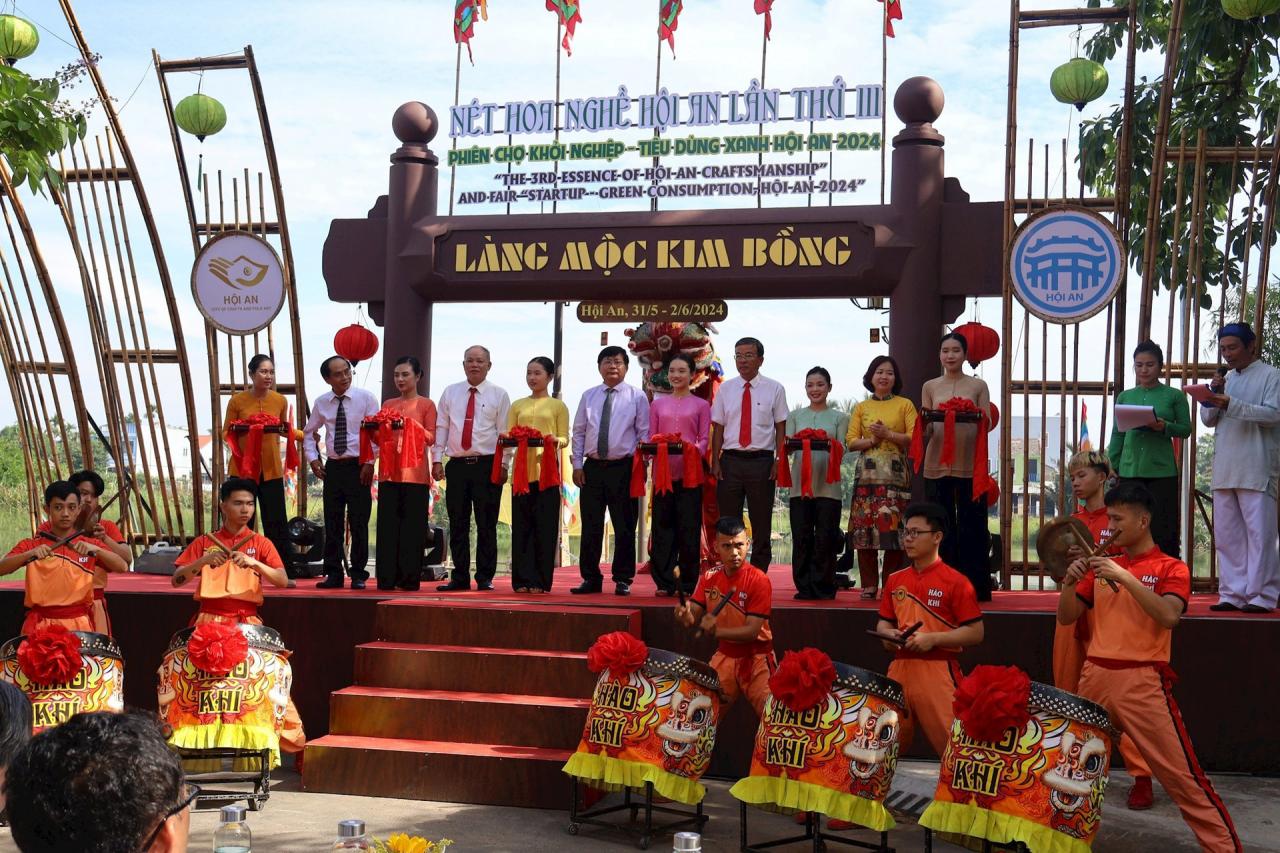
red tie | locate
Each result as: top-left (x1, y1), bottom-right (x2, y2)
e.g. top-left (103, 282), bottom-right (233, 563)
top-left (738, 382), bottom-right (752, 449)
top-left (461, 387), bottom-right (478, 451)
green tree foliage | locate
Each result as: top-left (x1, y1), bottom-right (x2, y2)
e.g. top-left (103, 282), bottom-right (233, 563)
top-left (1211, 280), bottom-right (1280, 364)
top-left (0, 64), bottom-right (87, 192)
top-left (1078, 0), bottom-right (1280, 305)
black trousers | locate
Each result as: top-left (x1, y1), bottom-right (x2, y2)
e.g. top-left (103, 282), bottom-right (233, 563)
top-left (717, 451), bottom-right (776, 570)
top-left (650, 483), bottom-right (703, 594)
top-left (511, 483), bottom-right (559, 591)
top-left (1120, 475), bottom-right (1181, 558)
top-left (445, 455), bottom-right (502, 586)
top-left (790, 497), bottom-right (841, 598)
top-left (375, 481), bottom-right (430, 591)
top-left (252, 476), bottom-right (293, 576)
top-left (322, 458), bottom-right (372, 583)
top-left (926, 476), bottom-right (991, 600)
top-left (579, 458), bottom-right (638, 584)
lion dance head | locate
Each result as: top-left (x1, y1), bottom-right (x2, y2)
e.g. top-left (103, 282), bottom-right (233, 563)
top-left (625, 322), bottom-right (722, 401)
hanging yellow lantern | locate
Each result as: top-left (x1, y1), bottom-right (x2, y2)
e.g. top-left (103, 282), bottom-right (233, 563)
top-left (1221, 0), bottom-right (1280, 19)
top-left (1050, 58), bottom-right (1109, 111)
top-left (0, 14), bottom-right (38, 65)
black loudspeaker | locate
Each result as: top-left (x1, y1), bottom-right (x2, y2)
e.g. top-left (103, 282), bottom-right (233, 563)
top-left (133, 544), bottom-right (184, 575)
top-left (287, 517), bottom-right (326, 578)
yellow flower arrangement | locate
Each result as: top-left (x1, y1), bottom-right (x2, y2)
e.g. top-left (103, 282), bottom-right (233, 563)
top-left (372, 833), bottom-right (454, 853)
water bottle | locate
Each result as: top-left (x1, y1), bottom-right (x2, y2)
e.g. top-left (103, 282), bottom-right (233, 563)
top-left (212, 805), bottom-right (251, 853)
top-left (673, 831), bottom-right (701, 853)
top-left (331, 819), bottom-right (371, 850)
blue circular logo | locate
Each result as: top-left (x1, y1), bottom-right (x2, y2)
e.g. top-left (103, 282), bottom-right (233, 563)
top-left (1009, 208), bottom-right (1124, 323)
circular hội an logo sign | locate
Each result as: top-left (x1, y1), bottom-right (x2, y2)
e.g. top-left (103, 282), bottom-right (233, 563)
top-left (191, 231), bottom-right (287, 335)
top-left (1008, 206), bottom-right (1125, 324)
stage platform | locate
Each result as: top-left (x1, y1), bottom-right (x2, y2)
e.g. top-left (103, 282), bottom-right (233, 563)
top-left (2, 568), bottom-right (1276, 776)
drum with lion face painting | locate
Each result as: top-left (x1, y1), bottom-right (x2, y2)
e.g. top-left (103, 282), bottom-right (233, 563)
top-left (1, 632), bottom-right (124, 733)
top-left (731, 661), bottom-right (906, 832)
top-left (921, 681), bottom-right (1116, 853)
top-left (562, 647), bottom-right (722, 806)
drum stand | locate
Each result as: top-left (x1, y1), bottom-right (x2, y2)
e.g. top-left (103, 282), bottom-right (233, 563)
top-left (738, 803), bottom-right (893, 853)
top-left (174, 747), bottom-right (273, 811)
top-left (566, 778), bottom-right (707, 850)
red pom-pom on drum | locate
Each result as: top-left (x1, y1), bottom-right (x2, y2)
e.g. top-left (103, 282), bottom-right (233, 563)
top-left (16, 625), bottom-right (83, 685)
top-left (187, 621), bottom-right (250, 676)
top-left (768, 647), bottom-right (837, 713)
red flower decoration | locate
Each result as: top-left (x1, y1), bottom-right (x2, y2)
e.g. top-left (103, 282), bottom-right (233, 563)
top-left (953, 665), bottom-right (1032, 743)
top-left (17, 625), bottom-right (83, 685)
top-left (187, 622), bottom-right (250, 676)
top-left (768, 648), bottom-right (836, 712)
top-left (586, 631), bottom-right (648, 679)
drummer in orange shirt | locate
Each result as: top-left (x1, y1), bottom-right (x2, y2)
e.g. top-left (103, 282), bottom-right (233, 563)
top-left (1058, 482), bottom-right (1240, 852)
top-left (1053, 451), bottom-right (1155, 810)
top-left (172, 477), bottom-right (303, 753)
top-left (875, 502), bottom-right (984, 757)
top-left (675, 516), bottom-right (775, 716)
top-left (1, 481), bottom-right (129, 634)
top-left (68, 470), bottom-right (132, 635)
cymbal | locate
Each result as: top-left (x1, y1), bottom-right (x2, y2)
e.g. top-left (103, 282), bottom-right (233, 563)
top-left (1036, 516), bottom-right (1094, 583)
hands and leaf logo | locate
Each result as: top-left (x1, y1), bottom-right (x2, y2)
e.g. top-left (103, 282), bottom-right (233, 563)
top-left (208, 254), bottom-right (270, 289)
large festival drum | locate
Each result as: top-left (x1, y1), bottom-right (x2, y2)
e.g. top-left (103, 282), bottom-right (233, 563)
top-left (731, 658), bottom-right (906, 832)
top-left (920, 676), bottom-right (1117, 852)
top-left (0, 630), bottom-right (124, 733)
top-left (157, 623), bottom-right (294, 769)
top-left (562, 644), bottom-right (722, 805)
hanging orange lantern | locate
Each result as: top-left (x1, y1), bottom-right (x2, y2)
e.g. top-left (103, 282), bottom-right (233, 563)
top-left (334, 324), bottom-right (379, 366)
top-left (952, 322), bottom-right (1000, 369)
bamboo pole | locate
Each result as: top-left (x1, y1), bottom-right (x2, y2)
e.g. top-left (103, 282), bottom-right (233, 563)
top-left (999, 0), bottom-right (1021, 585)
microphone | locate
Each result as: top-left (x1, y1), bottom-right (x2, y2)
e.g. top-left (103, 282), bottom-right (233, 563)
top-left (1210, 366), bottom-right (1227, 393)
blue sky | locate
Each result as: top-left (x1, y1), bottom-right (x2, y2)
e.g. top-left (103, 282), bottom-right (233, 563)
top-left (0, 1), bottom-right (1173, 435)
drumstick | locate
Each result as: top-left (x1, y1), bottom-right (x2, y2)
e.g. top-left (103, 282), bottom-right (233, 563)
top-left (865, 620), bottom-right (923, 646)
top-left (1084, 531), bottom-right (1121, 592)
top-left (672, 567), bottom-right (687, 606)
top-left (189, 534), bottom-right (259, 577)
top-left (695, 586), bottom-right (736, 638)
top-left (28, 504), bottom-right (96, 563)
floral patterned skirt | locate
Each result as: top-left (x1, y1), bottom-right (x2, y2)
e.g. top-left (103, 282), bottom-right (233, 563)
top-left (848, 452), bottom-right (912, 551)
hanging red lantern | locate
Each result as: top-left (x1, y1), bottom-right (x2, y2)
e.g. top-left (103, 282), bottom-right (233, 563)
top-left (987, 402), bottom-right (1000, 432)
top-left (952, 321), bottom-right (1000, 369)
top-left (334, 323), bottom-right (379, 366)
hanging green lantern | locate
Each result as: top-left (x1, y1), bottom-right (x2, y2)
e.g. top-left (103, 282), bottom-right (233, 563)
top-left (1050, 58), bottom-right (1109, 111)
top-left (1221, 0), bottom-right (1280, 20)
top-left (0, 15), bottom-right (39, 65)
top-left (174, 93), bottom-right (226, 191)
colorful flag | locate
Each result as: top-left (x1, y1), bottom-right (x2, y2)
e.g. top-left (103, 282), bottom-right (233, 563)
top-left (1079, 402), bottom-right (1092, 451)
top-left (880, 0), bottom-right (903, 37)
top-left (755, 0), bottom-right (774, 39)
top-left (453, 0), bottom-right (488, 64)
top-left (659, 0), bottom-right (684, 56)
top-left (547, 0), bottom-right (582, 56)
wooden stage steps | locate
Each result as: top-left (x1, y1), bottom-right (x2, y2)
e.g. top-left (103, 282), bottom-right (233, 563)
top-left (303, 599), bottom-right (640, 808)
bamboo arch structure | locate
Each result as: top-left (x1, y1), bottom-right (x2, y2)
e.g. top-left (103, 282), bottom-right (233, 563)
top-left (152, 44), bottom-right (310, 528)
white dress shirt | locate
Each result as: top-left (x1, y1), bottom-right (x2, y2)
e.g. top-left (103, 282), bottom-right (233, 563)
top-left (571, 382), bottom-right (651, 468)
top-left (303, 387), bottom-right (381, 462)
top-left (1201, 360), bottom-right (1280, 498)
top-left (711, 373), bottom-right (789, 451)
top-left (432, 379), bottom-right (512, 461)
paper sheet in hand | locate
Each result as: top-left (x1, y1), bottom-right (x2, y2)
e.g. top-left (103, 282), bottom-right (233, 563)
top-left (1183, 384), bottom-right (1213, 403)
top-left (1115, 404), bottom-right (1157, 432)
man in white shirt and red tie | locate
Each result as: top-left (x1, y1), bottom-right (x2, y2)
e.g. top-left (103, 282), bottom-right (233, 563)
top-left (710, 337), bottom-right (789, 571)
top-left (571, 346), bottom-right (650, 595)
top-left (433, 345), bottom-right (512, 591)
top-left (303, 355), bottom-right (381, 589)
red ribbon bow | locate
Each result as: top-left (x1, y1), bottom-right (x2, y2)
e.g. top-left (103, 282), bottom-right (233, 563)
top-left (17, 625), bottom-right (83, 685)
top-left (494, 425), bottom-right (562, 494)
top-left (360, 408), bottom-right (428, 481)
top-left (909, 398), bottom-right (995, 504)
top-left (777, 429), bottom-right (844, 497)
top-left (224, 412), bottom-right (297, 481)
top-left (636, 433), bottom-right (704, 496)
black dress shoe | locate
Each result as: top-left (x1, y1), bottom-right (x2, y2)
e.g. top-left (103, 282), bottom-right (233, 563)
top-left (437, 581), bottom-right (471, 592)
top-left (351, 580), bottom-right (366, 590)
top-left (794, 592), bottom-right (816, 600)
top-left (570, 583), bottom-right (603, 595)
top-left (1208, 601), bottom-right (1240, 612)
top-left (615, 582), bottom-right (631, 596)
top-left (476, 582), bottom-right (494, 591)
top-left (315, 579), bottom-right (343, 589)
top-left (396, 583), bottom-right (421, 592)
top-left (1242, 603), bottom-right (1273, 613)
